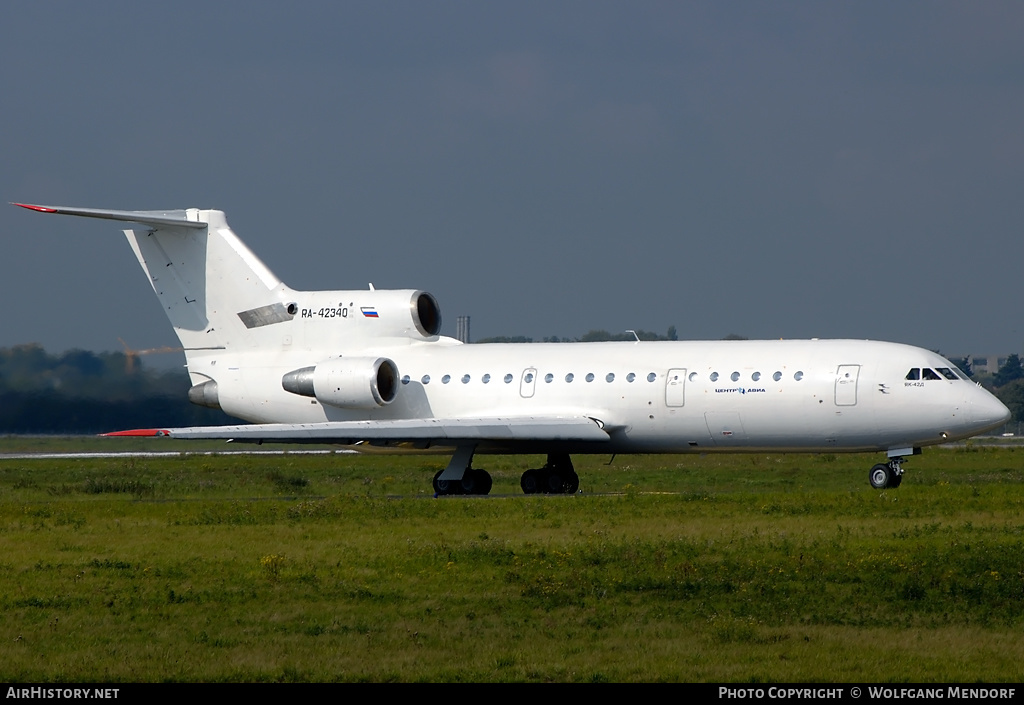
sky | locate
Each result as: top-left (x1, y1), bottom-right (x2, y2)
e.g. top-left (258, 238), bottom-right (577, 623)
top-left (2, 1), bottom-right (1022, 366)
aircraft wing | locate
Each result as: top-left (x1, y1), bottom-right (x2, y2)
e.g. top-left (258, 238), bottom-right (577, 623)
top-left (103, 416), bottom-right (612, 444)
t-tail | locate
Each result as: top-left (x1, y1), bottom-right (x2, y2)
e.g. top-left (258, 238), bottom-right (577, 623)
top-left (13, 204), bottom-right (445, 414)
top-left (14, 204), bottom-right (289, 397)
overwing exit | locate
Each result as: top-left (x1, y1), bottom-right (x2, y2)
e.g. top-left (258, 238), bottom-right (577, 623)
top-left (14, 203), bottom-right (1010, 494)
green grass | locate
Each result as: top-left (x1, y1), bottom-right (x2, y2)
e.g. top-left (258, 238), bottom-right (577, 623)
top-left (1, 442), bottom-right (1023, 681)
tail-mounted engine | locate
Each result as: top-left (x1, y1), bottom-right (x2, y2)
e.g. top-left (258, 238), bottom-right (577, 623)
top-left (282, 356), bottom-right (399, 409)
top-left (297, 290), bottom-right (442, 341)
top-left (409, 290), bottom-right (442, 338)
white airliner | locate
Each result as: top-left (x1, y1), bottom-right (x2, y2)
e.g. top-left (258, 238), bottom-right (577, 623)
top-left (15, 203), bottom-right (1011, 494)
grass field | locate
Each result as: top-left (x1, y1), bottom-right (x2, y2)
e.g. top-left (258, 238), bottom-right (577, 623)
top-left (1, 439), bottom-right (1022, 682)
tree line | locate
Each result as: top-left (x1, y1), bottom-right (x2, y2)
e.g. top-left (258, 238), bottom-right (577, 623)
top-left (0, 344), bottom-right (236, 434)
top-left (974, 353), bottom-right (1024, 426)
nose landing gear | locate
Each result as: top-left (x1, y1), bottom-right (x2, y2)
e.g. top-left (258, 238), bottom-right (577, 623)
top-left (869, 457), bottom-right (904, 489)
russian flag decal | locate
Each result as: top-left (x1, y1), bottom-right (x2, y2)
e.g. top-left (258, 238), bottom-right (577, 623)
top-left (361, 307), bottom-right (379, 318)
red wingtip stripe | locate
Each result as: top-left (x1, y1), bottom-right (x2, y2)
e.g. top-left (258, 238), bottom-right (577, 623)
top-left (13, 203), bottom-right (57, 212)
top-left (101, 429), bottom-right (171, 437)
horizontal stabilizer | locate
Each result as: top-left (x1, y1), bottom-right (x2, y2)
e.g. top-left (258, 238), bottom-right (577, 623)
top-left (103, 416), bottom-right (611, 444)
top-left (13, 203), bottom-right (206, 229)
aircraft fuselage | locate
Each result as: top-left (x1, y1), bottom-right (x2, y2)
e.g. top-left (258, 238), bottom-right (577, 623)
top-left (200, 337), bottom-right (1006, 455)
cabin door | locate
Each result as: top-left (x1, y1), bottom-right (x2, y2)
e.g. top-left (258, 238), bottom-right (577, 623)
top-left (834, 365), bottom-right (860, 406)
top-left (665, 368), bottom-right (687, 407)
top-left (520, 368), bottom-right (537, 398)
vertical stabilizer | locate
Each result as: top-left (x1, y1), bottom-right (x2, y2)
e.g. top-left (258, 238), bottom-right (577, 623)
top-left (13, 203), bottom-right (295, 370)
top-left (123, 209), bottom-right (290, 355)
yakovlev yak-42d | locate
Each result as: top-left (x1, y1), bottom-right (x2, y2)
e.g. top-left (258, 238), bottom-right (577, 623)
top-left (15, 203), bottom-right (1010, 494)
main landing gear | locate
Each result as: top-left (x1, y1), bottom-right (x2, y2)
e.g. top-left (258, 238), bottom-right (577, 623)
top-left (432, 467), bottom-right (492, 496)
top-left (520, 453), bottom-right (580, 495)
top-left (869, 457), bottom-right (905, 490)
top-left (432, 445), bottom-right (493, 496)
top-left (432, 446), bottom-right (580, 496)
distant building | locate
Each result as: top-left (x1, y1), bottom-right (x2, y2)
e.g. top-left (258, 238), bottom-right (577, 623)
top-left (960, 355), bottom-right (1011, 375)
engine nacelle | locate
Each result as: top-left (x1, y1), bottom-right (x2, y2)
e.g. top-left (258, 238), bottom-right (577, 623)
top-left (282, 357), bottom-right (399, 409)
top-left (187, 379), bottom-right (221, 409)
top-left (409, 290), bottom-right (442, 338)
top-left (297, 289), bottom-right (442, 341)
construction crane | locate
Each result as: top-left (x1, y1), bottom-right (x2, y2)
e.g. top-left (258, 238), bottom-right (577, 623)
top-left (118, 338), bottom-right (184, 374)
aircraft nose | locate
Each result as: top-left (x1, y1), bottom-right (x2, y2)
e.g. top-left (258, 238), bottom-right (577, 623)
top-left (970, 386), bottom-right (1011, 433)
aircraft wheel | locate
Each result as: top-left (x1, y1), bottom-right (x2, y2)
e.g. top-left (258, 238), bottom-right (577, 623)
top-left (545, 470), bottom-right (565, 494)
top-left (869, 463), bottom-right (892, 490)
top-left (460, 470), bottom-right (479, 495)
top-left (565, 471), bottom-right (580, 494)
top-left (461, 469), bottom-right (492, 495)
top-left (433, 469), bottom-right (462, 496)
top-left (521, 469), bottom-right (542, 494)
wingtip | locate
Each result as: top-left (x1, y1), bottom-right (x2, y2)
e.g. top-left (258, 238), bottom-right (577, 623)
top-left (12, 203), bottom-right (57, 212)
top-left (101, 429), bottom-right (171, 437)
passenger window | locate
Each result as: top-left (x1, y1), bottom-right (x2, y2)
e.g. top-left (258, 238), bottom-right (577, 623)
top-left (627, 373), bottom-right (636, 382)
top-left (730, 372), bottom-right (740, 382)
top-left (710, 372), bottom-right (719, 382)
top-left (504, 374), bottom-right (513, 384)
top-left (461, 374), bottom-right (470, 384)
top-left (422, 375), bottom-right (431, 385)
top-left (606, 373), bottom-right (615, 383)
top-left (773, 371), bottom-right (782, 382)
top-left (544, 373), bottom-right (553, 383)
top-left (401, 375), bottom-right (411, 385)
top-left (442, 375), bottom-right (451, 384)
top-left (482, 374), bottom-right (491, 384)
top-left (688, 372), bottom-right (697, 382)
top-left (524, 372), bottom-right (534, 383)
top-left (647, 373), bottom-right (657, 382)
top-left (752, 372), bottom-right (761, 382)
top-left (565, 373), bottom-right (574, 383)
top-left (794, 371), bottom-right (804, 381)
top-left (586, 373), bottom-right (595, 382)
top-left (906, 369), bottom-right (920, 380)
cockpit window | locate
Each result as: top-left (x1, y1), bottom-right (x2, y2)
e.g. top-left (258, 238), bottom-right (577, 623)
top-left (907, 367), bottom-right (962, 381)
